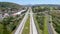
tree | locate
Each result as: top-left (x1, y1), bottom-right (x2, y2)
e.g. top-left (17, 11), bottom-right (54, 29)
top-left (0, 16), bottom-right (14, 34)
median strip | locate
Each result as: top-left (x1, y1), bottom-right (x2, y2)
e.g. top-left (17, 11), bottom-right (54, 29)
top-left (43, 16), bottom-right (49, 34)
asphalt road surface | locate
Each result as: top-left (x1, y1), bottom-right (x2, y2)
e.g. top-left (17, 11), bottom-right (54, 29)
top-left (30, 7), bottom-right (38, 34)
top-left (14, 9), bottom-right (29, 34)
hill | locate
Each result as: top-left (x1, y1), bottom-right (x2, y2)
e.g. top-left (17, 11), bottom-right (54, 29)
top-left (31, 4), bottom-right (60, 8)
top-left (0, 2), bottom-right (23, 10)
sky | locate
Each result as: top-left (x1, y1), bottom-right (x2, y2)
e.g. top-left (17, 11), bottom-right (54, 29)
top-left (0, 0), bottom-right (60, 5)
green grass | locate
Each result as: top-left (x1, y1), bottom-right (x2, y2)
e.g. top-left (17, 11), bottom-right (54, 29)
top-left (0, 24), bottom-right (3, 34)
top-left (22, 17), bottom-right (30, 34)
top-left (43, 16), bottom-right (49, 34)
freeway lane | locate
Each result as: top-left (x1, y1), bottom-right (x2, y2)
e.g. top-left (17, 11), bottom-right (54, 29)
top-left (30, 7), bottom-right (38, 34)
top-left (14, 9), bottom-right (29, 34)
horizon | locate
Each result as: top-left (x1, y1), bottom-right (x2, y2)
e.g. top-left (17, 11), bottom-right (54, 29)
top-left (0, 0), bottom-right (60, 5)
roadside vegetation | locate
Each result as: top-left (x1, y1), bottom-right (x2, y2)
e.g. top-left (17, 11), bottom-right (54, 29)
top-left (32, 6), bottom-right (50, 34)
top-left (0, 15), bottom-right (24, 34)
top-left (32, 6), bottom-right (60, 34)
top-left (50, 11), bottom-right (60, 34)
top-left (34, 13), bottom-right (49, 34)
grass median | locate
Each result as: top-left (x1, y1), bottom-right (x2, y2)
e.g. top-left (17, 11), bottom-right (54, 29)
top-left (22, 17), bottom-right (30, 34)
top-left (43, 16), bottom-right (49, 34)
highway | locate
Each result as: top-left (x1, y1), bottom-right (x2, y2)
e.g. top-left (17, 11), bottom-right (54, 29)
top-left (30, 7), bottom-right (38, 34)
top-left (0, 6), bottom-right (57, 34)
top-left (14, 7), bottom-right (56, 34)
top-left (14, 8), bottom-right (56, 34)
top-left (14, 7), bottom-right (38, 34)
top-left (14, 9), bottom-right (29, 34)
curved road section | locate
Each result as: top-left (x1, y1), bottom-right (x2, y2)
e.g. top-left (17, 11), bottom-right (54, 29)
top-left (30, 7), bottom-right (38, 34)
top-left (14, 9), bottom-right (29, 34)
